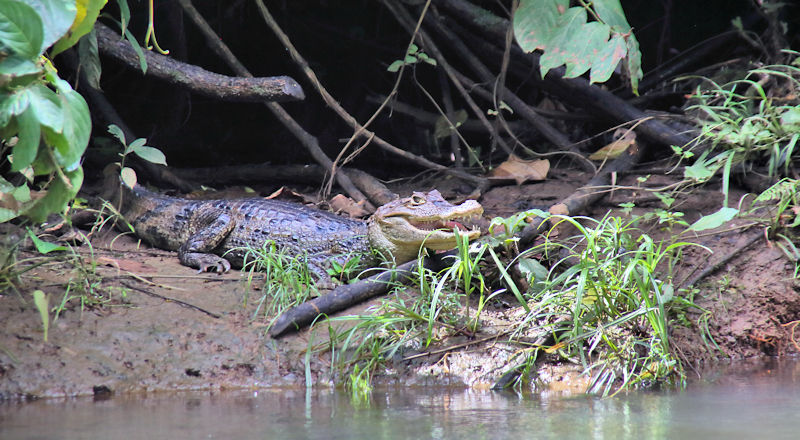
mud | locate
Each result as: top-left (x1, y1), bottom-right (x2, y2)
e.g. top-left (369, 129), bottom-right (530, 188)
top-left (1, 174), bottom-right (799, 399)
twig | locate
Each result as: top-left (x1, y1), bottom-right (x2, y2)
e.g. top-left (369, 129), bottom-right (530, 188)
top-left (381, 0), bottom-right (514, 157)
top-left (175, 0), bottom-right (371, 208)
top-left (121, 281), bottom-right (221, 318)
top-left (426, 8), bottom-right (574, 151)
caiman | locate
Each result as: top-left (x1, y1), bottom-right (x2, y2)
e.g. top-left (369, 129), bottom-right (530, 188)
top-left (107, 172), bottom-right (483, 282)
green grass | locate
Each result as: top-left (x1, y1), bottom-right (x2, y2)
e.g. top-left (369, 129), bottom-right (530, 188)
top-left (238, 240), bottom-right (319, 327)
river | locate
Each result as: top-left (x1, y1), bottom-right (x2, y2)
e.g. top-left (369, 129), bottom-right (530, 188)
top-left (2, 357), bottom-right (798, 439)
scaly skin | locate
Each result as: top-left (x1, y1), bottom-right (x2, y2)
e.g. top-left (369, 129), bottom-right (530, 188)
top-left (110, 178), bottom-right (483, 280)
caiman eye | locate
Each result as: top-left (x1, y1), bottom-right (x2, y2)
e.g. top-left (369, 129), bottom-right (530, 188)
top-left (410, 195), bottom-right (426, 205)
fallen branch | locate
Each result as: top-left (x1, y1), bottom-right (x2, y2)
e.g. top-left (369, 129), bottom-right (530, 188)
top-left (95, 23), bottom-right (304, 103)
top-left (269, 253), bottom-right (451, 338)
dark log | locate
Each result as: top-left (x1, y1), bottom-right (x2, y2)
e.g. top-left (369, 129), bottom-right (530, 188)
top-left (94, 23), bottom-right (305, 103)
top-left (269, 253), bottom-right (451, 338)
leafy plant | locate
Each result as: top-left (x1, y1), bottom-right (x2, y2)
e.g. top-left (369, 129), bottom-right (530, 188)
top-left (514, 0), bottom-right (643, 93)
top-left (0, 0), bottom-right (107, 223)
top-left (682, 52), bottom-right (800, 181)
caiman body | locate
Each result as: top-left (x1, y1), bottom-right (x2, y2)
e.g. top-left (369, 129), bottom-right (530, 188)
top-left (111, 178), bottom-right (483, 279)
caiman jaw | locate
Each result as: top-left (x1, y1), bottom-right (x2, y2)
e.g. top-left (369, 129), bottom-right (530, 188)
top-left (368, 190), bottom-right (483, 263)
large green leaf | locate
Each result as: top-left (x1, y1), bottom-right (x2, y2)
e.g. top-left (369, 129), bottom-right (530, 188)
top-left (10, 106), bottom-right (40, 171)
top-left (514, 0), bottom-right (569, 52)
top-left (19, 0), bottom-right (76, 51)
top-left (592, 0), bottom-right (630, 30)
top-left (50, 0), bottom-right (108, 56)
top-left (41, 82), bottom-right (90, 171)
top-left (22, 166), bottom-right (83, 222)
top-left (686, 207), bottom-right (738, 232)
top-left (589, 33), bottom-right (626, 84)
top-left (0, 54), bottom-right (42, 79)
top-left (0, 88), bottom-right (32, 122)
top-left (27, 83), bottom-right (63, 131)
top-left (0, 0), bottom-right (44, 57)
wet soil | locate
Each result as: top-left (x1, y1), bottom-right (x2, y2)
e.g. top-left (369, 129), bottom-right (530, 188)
top-left (2, 171), bottom-right (799, 399)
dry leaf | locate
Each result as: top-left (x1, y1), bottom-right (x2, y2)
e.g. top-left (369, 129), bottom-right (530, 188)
top-left (329, 194), bottom-right (369, 218)
top-left (488, 155), bottom-right (550, 185)
top-left (589, 129), bottom-right (637, 161)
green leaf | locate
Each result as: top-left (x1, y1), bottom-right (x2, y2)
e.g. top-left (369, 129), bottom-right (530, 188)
top-left (128, 137), bottom-right (146, 150)
top-left (514, 0), bottom-right (570, 53)
top-left (122, 26), bottom-right (147, 74)
top-left (22, 166), bottom-right (83, 222)
top-left (28, 83), bottom-right (63, 131)
top-left (120, 166), bottom-right (136, 188)
top-left (686, 207), bottom-right (738, 232)
top-left (10, 106), bottom-right (40, 171)
top-left (0, 54), bottom-right (41, 78)
top-left (77, 28), bottom-right (101, 89)
top-left (537, 7), bottom-right (587, 78)
top-left (624, 34), bottom-right (642, 94)
top-left (26, 228), bottom-right (66, 253)
top-left (562, 21), bottom-right (609, 78)
top-left (49, 83), bottom-right (91, 171)
top-left (592, 0), bottom-right (631, 30)
top-left (50, 0), bottom-right (108, 57)
top-left (107, 123), bottom-right (126, 145)
top-left (780, 106), bottom-right (800, 128)
top-left (387, 60), bottom-right (403, 72)
top-left (0, 0), bottom-right (44, 57)
top-left (20, 0), bottom-right (77, 51)
top-left (131, 145), bottom-right (167, 166)
top-left (589, 33), bottom-right (626, 84)
top-left (0, 88), bottom-right (34, 121)
top-left (32, 289), bottom-right (49, 342)
top-left (115, 0), bottom-right (129, 35)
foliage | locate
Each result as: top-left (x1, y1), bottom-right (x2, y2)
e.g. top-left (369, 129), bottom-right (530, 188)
top-left (513, 0), bottom-right (643, 93)
top-left (682, 52), bottom-right (800, 180)
top-left (0, 0), bottom-right (106, 223)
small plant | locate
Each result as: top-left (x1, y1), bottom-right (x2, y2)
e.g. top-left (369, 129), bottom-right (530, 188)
top-left (238, 241), bottom-right (318, 325)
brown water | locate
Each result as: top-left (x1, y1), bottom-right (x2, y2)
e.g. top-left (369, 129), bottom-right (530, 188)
top-left (2, 358), bottom-right (799, 440)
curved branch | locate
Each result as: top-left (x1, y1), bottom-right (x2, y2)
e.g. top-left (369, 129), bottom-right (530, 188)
top-left (94, 23), bottom-right (305, 103)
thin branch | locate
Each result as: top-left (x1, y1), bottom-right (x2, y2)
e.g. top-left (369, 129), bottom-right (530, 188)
top-left (251, 0), bottom-right (486, 193)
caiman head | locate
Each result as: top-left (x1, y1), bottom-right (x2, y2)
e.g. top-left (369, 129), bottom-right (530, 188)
top-left (367, 190), bottom-right (483, 263)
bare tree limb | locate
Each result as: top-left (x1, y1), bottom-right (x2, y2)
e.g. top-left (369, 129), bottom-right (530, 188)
top-left (95, 23), bottom-right (305, 103)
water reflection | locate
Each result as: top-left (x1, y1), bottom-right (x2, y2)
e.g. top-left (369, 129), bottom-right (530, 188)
top-left (1, 358), bottom-right (799, 439)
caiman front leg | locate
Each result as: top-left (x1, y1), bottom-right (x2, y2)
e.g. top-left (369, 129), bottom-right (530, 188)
top-left (179, 209), bottom-right (235, 273)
